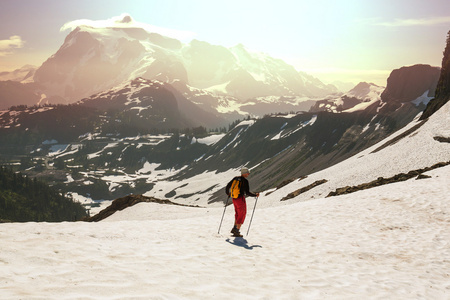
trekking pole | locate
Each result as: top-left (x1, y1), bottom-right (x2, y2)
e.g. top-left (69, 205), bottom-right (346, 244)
top-left (218, 196), bottom-right (230, 234)
top-left (246, 196), bottom-right (259, 236)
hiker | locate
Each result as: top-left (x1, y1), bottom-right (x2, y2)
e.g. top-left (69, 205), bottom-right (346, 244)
top-left (226, 167), bottom-right (259, 237)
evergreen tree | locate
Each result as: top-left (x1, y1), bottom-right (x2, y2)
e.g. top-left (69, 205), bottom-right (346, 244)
top-left (0, 166), bottom-right (88, 222)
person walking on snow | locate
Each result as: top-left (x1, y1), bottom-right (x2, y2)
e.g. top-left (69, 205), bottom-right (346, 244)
top-left (225, 167), bottom-right (259, 237)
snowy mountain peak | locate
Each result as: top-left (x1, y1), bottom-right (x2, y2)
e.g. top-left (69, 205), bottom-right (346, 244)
top-left (346, 82), bottom-right (384, 102)
top-left (32, 14), bottom-right (336, 105)
top-left (309, 81), bottom-right (384, 113)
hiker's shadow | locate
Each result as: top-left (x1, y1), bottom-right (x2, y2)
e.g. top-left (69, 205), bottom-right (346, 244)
top-left (226, 238), bottom-right (262, 250)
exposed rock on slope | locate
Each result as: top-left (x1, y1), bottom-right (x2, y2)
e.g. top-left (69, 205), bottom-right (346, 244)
top-left (326, 161), bottom-right (450, 197)
top-left (421, 30), bottom-right (450, 120)
top-left (281, 179), bottom-right (327, 201)
top-left (381, 64), bottom-right (440, 104)
top-left (85, 194), bottom-right (199, 222)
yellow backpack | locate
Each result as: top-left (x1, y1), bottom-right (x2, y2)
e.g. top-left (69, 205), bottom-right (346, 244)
top-left (228, 178), bottom-right (242, 198)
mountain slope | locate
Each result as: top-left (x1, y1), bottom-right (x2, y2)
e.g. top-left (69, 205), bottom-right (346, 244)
top-left (0, 100), bottom-right (448, 300)
top-left (0, 67), bottom-right (436, 206)
top-left (421, 30), bottom-right (450, 120)
top-left (381, 64), bottom-right (440, 104)
top-left (78, 77), bottom-right (222, 130)
top-left (0, 81), bottom-right (43, 109)
top-left (0, 65), bottom-right (36, 83)
top-left (31, 15), bottom-right (335, 105)
top-left (0, 104), bottom-right (100, 151)
top-left (310, 82), bottom-right (384, 113)
top-left (0, 166), bottom-right (87, 222)
top-left (258, 101), bottom-right (450, 207)
top-left (144, 100), bottom-right (435, 205)
top-left (310, 64), bottom-right (440, 115)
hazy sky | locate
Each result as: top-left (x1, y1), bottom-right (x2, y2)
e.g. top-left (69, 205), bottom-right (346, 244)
top-left (0, 0), bottom-right (449, 86)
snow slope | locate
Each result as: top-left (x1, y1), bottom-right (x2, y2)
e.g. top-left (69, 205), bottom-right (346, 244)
top-left (0, 166), bottom-right (448, 299)
top-left (261, 101), bottom-right (449, 208)
top-left (0, 103), bottom-right (449, 299)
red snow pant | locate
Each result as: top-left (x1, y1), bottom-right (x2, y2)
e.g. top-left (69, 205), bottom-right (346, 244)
top-left (232, 196), bottom-right (247, 225)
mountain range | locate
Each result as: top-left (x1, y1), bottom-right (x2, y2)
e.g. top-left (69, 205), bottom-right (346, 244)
top-left (0, 20), bottom-right (448, 213)
top-left (0, 59), bottom-right (443, 206)
top-left (34, 24), bottom-right (337, 101)
top-left (0, 15), bottom-right (336, 117)
top-left (0, 17), bottom-right (449, 299)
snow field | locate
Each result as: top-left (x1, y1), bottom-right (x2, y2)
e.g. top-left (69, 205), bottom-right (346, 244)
top-left (1, 95), bottom-right (449, 300)
top-left (0, 165), bottom-right (448, 299)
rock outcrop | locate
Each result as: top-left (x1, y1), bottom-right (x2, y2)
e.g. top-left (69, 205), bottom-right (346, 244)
top-left (421, 30), bottom-right (450, 120)
top-left (281, 179), bottom-right (328, 201)
top-left (381, 64), bottom-right (440, 104)
top-left (326, 161), bottom-right (450, 197)
top-left (84, 194), bottom-right (199, 222)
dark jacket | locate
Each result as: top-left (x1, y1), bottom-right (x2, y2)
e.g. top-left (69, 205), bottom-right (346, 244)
top-left (225, 176), bottom-right (257, 198)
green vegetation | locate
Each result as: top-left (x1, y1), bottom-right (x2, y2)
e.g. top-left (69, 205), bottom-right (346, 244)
top-left (0, 166), bottom-right (88, 222)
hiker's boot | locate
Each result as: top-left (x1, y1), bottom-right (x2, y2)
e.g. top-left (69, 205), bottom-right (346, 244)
top-left (232, 231), bottom-right (243, 237)
top-left (231, 226), bottom-right (243, 237)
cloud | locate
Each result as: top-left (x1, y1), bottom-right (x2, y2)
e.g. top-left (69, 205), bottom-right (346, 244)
top-left (60, 13), bottom-right (196, 41)
top-left (0, 35), bottom-right (25, 56)
top-left (377, 16), bottom-right (450, 27)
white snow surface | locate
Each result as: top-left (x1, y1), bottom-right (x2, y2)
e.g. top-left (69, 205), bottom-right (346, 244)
top-left (1, 103), bottom-right (449, 299)
top-left (48, 144), bottom-right (70, 157)
top-left (411, 90), bottom-right (434, 106)
top-left (321, 83), bottom-right (384, 113)
top-left (193, 133), bottom-right (226, 145)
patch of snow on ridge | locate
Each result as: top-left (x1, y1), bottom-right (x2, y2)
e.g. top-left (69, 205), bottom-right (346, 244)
top-left (219, 120), bottom-right (255, 152)
top-left (299, 114), bottom-right (318, 128)
top-left (195, 134), bottom-right (226, 146)
top-left (361, 115), bottom-right (378, 134)
top-left (236, 119), bottom-right (256, 127)
top-left (28, 106), bottom-right (54, 114)
top-left (220, 128), bottom-right (244, 152)
top-left (48, 144), bottom-right (70, 157)
top-left (137, 162), bottom-right (160, 174)
top-left (204, 81), bottom-right (230, 94)
top-left (412, 90), bottom-right (433, 106)
top-left (215, 97), bottom-right (248, 115)
top-left (343, 98), bottom-right (380, 113)
top-left (279, 114), bottom-right (318, 138)
top-left (275, 113), bottom-right (298, 118)
top-left (271, 131), bottom-right (283, 140)
top-left (87, 143), bottom-right (119, 159)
